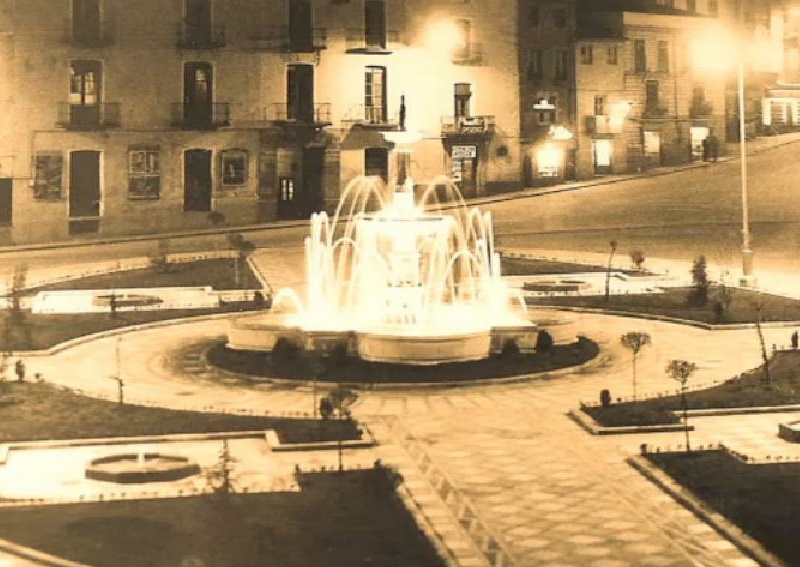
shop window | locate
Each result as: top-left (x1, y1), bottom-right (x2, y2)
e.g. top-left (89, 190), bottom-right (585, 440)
top-left (221, 150), bottom-right (248, 186)
top-left (537, 144), bottom-right (560, 177)
top-left (33, 153), bottom-right (64, 200)
top-left (128, 146), bottom-right (161, 200)
top-left (644, 131), bottom-right (660, 156)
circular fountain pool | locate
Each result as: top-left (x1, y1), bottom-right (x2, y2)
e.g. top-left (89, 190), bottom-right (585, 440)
top-left (86, 453), bottom-right (200, 484)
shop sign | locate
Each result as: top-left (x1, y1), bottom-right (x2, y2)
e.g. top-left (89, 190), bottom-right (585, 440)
top-left (452, 145), bottom-right (477, 159)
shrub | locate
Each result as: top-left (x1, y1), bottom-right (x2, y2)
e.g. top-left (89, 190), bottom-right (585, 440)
top-left (500, 339), bottom-right (520, 357)
top-left (536, 330), bottom-right (554, 352)
top-left (329, 344), bottom-right (349, 367)
top-left (629, 250), bottom-right (646, 271)
top-left (272, 337), bottom-right (297, 361)
top-left (688, 255), bottom-right (709, 307)
top-left (600, 389), bottom-right (612, 407)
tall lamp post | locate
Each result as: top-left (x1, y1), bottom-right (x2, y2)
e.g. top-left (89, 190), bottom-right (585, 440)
top-left (737, 0), bottom-right (755, 288)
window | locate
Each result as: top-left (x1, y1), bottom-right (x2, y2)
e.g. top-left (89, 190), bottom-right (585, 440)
top-left (279, 178), bottom-right (295, 201)
top-left (221, 150), bottom-right (248, 186)
top-left (657, 40), bottom-right (669, 72)
top-left (645, 79), bottom-right (660, 112)
top-left (454, 83), bottom-right (472, 119)
top-left (128, 146), bottom-right (161, 200)
top-left (633, 39), bottom-right (647, 72)
top-left (692, 85), bottom-right (705, 107)
top-left (454, 19), bottom-right (471, 60)
top-left (708, 0), bottom-right (718, 15)
top-left (536, 95), bottom-right (557, 125)
top-left (554, 50), bottom-right (568, 79)
top-left (33, 153), bottom-right (63, 200)
top-left (364, 0), bottom-right (387, 49)
top-left (553, 8), bottom-right (566, 29)
top-left (528, 49), bottom-right (543, 80)
top-left (686, 0), bottom-right (696, 12)
top-left (365, 66), bottom-right (387, 123)
top-left (607, 45), bottom-right (617, 65)
top-left (528, 5), bottom-right (539, 27)
top-left (580, 45), bottom-right (593, 65)
top-left (594, 95), bottom-right (606, 116)
top-left (72, 0), bottom-right (102, 44)
top-left (69, 60), bottom-right (101, 105)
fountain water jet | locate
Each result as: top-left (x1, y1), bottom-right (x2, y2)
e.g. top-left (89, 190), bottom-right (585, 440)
top-left (228, 175), bottom-right (537, 365)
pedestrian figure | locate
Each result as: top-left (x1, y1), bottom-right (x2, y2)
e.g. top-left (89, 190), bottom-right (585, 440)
top-left (701, 137), bottom-right (709, 161)
top-left (792, 331), bottom-right (798, 350)
top-left (710, 135), bottom-right (719, 162)
top-left (109, 292), bottom-right (118, 319)
top-left (14, 359), bottom-right (25, 382)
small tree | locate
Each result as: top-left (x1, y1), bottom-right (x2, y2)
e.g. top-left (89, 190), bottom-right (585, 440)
top-left (328, 386), bottom-right (358, 420)
top-left (629, 250), bottom-right (646, 272)
top-left (620, 332), bottom-right (651, 400)
top-left (712, 279), bottom-right (733, 323)
top-left (206, 439), bottom-right (237, 495)
top-left (600, 389), bottom-right (612, 407)
top-left (604, 240), bottom-right (618, 303)
top-left (228, 233), bottom-right (256, 288)
top-left (536, 330), bottom-right (553, 353)
top-left (319, 396), bottom-right (334, 420)
top-left (754, 297), bottom-right (771, 385)
top-left (8, 264), bottom-right (31, 349)
top-left (688, 255), bottom-right (709, 307)
top-left (666, 360), bottom-right (697, 452)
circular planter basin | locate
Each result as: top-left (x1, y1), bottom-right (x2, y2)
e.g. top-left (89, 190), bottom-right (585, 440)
top-left (86, 453), bottom-right (201, 484)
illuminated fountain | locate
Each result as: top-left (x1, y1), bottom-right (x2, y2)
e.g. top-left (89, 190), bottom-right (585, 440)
top-left (229, 142), bottom-right (536, 365)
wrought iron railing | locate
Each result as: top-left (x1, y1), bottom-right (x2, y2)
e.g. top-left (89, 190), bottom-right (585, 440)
top-left (345, 28), bottom-right (401, 51)
top-left (441, 115), bottom-right (495, 135)
top-left (176, 22), bottom-right (226, 49)
top-left (170, 103), bottom-right (231, 129)
top-left (56, 103), bottom-right (120, 129)
top-left (251, 27), bottom-right (327, 51)
top-left (260, 102), bottom-right (331, 124)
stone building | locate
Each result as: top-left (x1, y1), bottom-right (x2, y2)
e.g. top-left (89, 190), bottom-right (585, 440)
top-left (0, 0), bottom-right (520, 244)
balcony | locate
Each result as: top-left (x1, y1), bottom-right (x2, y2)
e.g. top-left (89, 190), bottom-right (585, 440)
top-left (345, 29), bottom-right (401, 53)
top-left (642, 106), bottom-right (669, 119)
top-left (176, 23), bottom-right (226, 49)
top-left (260, 103), bottom-right (332, 126)
top-left (690, 100), bottom-right (714, 118)
top-left (341, 104), bottom-right (399, 129)
top-left (56, 103), bottom-right (120, 130)
top-left (251, 27), bottom-right (327, 52)
top-left (453, 43), bottom-right (483, 65)
top-left (441, 115), bottom-right (495, 136)
top-left (585, 115), bottom-right (624, 135)
top-left (170, 103), bottom-right (231, 130)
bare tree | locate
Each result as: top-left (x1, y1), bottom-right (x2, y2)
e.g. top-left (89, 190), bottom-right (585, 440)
top-left (228, 233), bottom-right (256, 288)
top-left (666, 360), bottom-right (697, 452)
top-left (754, 296), bottom-right (771, 384)
top-left (620, 332), bottom-right (651, 400)
top-left (629, 250), bottom-right (646, 272)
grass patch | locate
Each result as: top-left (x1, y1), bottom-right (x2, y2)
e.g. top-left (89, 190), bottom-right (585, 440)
top-left (1, 304), bottom-right (260, 351)
top-left (586, 350), bottom-right (800, 427)
top-left (25, 258), bottom-right (262, 293)
top-left (0, 382), bottom-right (360, 445)
top-left (528, 285), bottom-right (800, 324)
top-left (647, 450), bottom-right (800, 565)
top-left (208, 337), bottom-right (599, 384)
top-left (502, 257), bottom-right (613, 276)
top-left (0, 469), bottom-right (443, 567)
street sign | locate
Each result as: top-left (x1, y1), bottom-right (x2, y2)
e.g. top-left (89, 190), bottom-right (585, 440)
top-left (452, 145), bottom-right (477, 159)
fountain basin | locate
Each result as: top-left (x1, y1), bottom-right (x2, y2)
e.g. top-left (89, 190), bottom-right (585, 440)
top-left (85, 453), bottom-right (201, 484)
top-left (357, 330), bottom-right (492, 365)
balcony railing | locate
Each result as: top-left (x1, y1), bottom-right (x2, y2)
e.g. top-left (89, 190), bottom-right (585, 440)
top-left (345, 29), bottom-right (401, 52)
top-left (585, 114), bottom-right (624, 135)
top-left (690, 101), bottom-right (714, 118)
top-left (441, 115), bottom-right (495, 135)
top-left (170, 103), bottom-right (231, 129)
top-left (642, 106), bottom-right (669, 118)
top-left (251, 27), bottom-right (327, 52)
top-left (453, 43), bottom-right (483, 65)
top-left (340, 104), bottom-right (398, 128)
top-left (65, 20), bottom-right (114, 47)
top-left (56, 103), bottom-right (120, 130)
top-left (176, 23), bottom-right (226, 49)
top-left (260, 102), bottom-right (332, 125)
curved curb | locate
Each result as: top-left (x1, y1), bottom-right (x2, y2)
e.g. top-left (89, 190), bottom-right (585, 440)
top-left (528, 305), bottom-right (800, 331)
top-left (200, 340), bottom-right (604, 392)
top-left (628, 454), bottom-right (786, 567)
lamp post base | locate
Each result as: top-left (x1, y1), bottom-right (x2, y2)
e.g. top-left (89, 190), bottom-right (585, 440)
top-left (739, 248), bottom-right (756, 288)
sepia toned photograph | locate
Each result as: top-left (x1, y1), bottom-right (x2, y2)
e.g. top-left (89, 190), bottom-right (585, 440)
top-left (0, 0), bottom-right (798, 565)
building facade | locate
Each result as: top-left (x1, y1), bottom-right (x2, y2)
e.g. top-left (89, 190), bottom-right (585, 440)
top-left (0, 0), bottom-right (520, 244)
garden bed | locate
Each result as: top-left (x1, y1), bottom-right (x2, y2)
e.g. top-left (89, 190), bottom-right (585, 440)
top-left (647, 450), bottom-right (800, 565)
top-left (0, 304), bottom-right (260, 351)
top-left (0, 469), bottom-right (443, 567)
top-left (501, 257), bottom-right (625, 276)
top-left (527, 286), bottom-right (800, 324)
top-left (208, 337), bottom-right (599, 384)
top-left (24, 258), bottom-right (262, 293)
top-left (0, 382), bottom-right (360, 445)
top-left (585, 350), bottom-right (800, 427)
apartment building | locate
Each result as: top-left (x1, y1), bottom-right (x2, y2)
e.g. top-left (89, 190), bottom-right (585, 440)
top-left (0, 0), bottom-right (520, 244)
top-left (573, 1), bottom-right (726, 176)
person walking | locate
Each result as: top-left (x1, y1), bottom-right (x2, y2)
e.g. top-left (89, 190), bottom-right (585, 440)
top-left (792, 331), bottom-right (798, 350)
top-left (14, 359), bottom-right (25, 382)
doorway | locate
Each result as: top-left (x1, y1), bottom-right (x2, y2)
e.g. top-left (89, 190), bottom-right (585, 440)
top-left (0, 179), bottom-right (11, 225)
top-left (690, 126), bottom-right (709, 160)
top-left (183, 62), bottom-right (213, 128)
top-left (364, 148), bottom-right (388, 184)
top-left (185, 0), bottom-right (212, 39)
top-left (69, 60), bottom-right (102, 127)
top-left (69, 151), bottom-right (101, 218)
top-left (287, 64), bottom-right (314, 122)
top-left (303, 147), bottom-right (324, 214)
top-left (184, 149), bottom-right (212, 211)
